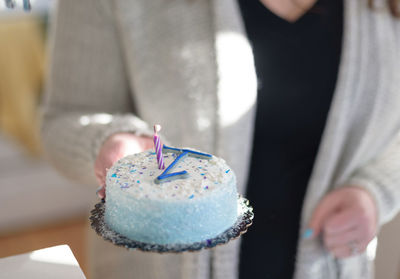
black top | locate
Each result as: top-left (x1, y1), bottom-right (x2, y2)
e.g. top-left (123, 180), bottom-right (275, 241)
top-left (237, 1), bottom-right (343, 278)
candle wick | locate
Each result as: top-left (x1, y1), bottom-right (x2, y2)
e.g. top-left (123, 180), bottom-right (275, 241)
top-left (154, 124), bottom-right (162, 134)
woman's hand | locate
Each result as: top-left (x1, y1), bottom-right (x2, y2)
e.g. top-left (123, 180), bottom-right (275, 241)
top-left (94, 133), bottom-right (153, 198)
top-left (306, 186), bottom-right (378, 258)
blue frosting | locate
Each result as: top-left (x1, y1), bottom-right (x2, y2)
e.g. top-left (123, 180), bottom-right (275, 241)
top-left (104, 149), bottom-right (238, 244)
top-left (105, 184), bottom-right (237, 244)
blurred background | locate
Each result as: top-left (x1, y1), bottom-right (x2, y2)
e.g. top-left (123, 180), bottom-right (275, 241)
top-left (0, 1), bottom-right (399, 279)
top-left (0, 1), bottom-right (95, 277)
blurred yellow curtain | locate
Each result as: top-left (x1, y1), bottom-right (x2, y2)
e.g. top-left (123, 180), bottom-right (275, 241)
top-left (0, 16), bottom-right (45, 155)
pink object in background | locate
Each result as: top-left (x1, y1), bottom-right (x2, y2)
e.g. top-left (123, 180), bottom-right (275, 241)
top-left (153, 124), bottom-right (165, 170)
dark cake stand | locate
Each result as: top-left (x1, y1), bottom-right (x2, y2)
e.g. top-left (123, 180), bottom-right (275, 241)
top-left (89, 195), bottom-right (254, 253)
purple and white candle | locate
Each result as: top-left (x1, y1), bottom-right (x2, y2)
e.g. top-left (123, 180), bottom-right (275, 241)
top-left (153, 124), bottom-right (165, 170)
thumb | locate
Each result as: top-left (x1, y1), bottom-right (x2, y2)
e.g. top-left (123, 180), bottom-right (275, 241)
top-left (306, 192), bottom-right (342, 239)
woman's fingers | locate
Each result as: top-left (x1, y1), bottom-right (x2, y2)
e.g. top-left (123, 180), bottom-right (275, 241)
top-left (323, 209), bottom-right (359, 235)
top-left (330, 245), bottom-right (354, 258)
top-left (323, 225), bottom-right (371, 257)
top-left (322, 208), bottom-right (372, 258)
top-left (306, 186), bottom-right (378, 259)
top-left (93, 133), bottom-right (154, 199)
top-left (329, 237), bottom-right (367, 258)
top-left (307, 190), bottom-right (342, 238)
top-left (96, 185), bottom-right (106, 199)
top-left (322, 209), bottom-right (371, 258)
top-left (323, 228), bottom-right (359, 250)
top-left (95, 171), bottom-right (105, 186)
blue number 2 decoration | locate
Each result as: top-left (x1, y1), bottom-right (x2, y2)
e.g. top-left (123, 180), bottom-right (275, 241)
top-left (155, 145), bottom-right (212, 183)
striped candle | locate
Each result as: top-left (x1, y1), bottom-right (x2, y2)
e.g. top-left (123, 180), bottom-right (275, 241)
top-left (153, 124), bottom-right (165, 169)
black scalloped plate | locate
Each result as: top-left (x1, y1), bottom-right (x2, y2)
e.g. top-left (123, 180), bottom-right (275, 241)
top-left (89, 195), bottom-right (253, 253)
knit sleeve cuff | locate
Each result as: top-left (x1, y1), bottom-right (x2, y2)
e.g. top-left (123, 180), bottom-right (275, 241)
top-left (344, 166), bottom-right (400, 229)
top-left (41, 112), bottom-right (154, 186)
top-left (90, 113), bottom-right (154, 163)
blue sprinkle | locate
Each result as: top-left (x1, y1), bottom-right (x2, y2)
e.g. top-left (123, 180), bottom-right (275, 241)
top-left (150, 152), bottom-right (156, 155)
top-left (189, 194), bottom-right (194, 199)
top-left (204, 186), bottom-right (209, 189)
top-left (111, 173), bottom-right (117, 178)
top-left (198, 166), bottom-right (202, 169)
top-left (130, 169), bottom-right (136, 173)
top-left (200, 173), bottom-right (205, 176)
top-left (225, 169), bottom-right (230, 173)
top-left (137, 180), bottom-right (140, 184)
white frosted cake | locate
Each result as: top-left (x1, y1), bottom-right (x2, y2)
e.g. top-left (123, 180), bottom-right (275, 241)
top-left (104, 147), bottom-right (238, 245)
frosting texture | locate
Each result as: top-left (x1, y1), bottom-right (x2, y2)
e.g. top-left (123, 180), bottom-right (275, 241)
top-left (105, 149), bottom-right (237, 244)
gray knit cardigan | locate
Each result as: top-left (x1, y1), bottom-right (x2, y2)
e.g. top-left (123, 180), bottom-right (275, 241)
top-left (41, 0), bottom-right (400, 278)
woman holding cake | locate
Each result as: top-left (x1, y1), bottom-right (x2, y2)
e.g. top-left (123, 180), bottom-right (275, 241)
top-left (42, 0), bottom-right (400, 278)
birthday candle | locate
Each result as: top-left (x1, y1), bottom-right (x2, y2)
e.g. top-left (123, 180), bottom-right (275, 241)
top-left (153, 124), bottom-right (165, 169)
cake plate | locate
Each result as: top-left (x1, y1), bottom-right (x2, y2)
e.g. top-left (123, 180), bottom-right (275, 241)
top-left (89, 195), bottom-right (254, 253)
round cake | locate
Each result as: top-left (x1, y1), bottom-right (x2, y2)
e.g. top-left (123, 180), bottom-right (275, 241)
top-left (104, 147), bottom-right (238, 245)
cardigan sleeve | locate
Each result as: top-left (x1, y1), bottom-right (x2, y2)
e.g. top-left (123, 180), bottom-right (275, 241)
top-left (41, 0), bottom-right (152, 186)
top-left (345, 131), bottom-right (400, 228)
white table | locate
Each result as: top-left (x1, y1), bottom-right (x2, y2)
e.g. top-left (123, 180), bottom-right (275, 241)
top-left (0, 245), bottom-right (86, 279)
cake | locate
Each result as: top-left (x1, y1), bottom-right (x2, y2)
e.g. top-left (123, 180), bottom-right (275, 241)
top-left (104, 146), bottom-right (238, 245)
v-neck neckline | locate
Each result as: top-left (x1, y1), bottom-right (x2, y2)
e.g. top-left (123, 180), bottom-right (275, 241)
top-left (255, 0), bottom-right (323, 25)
